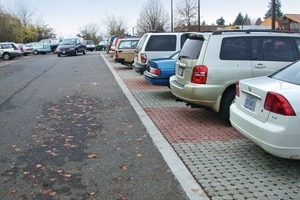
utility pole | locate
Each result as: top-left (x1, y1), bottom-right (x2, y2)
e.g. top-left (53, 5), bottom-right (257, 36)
top-left (198, 0), bottom-right (200, 32)
top-left (272, 0), bottom-right (276, 30)
top-left (171, 0), bottom-right (174, 32)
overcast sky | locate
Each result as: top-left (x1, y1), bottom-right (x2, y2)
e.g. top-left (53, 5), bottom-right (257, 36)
top-left (1, 0), bottom-right (299, 38)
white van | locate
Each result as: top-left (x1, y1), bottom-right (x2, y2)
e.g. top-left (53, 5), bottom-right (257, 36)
top-left (133, 32), bottom-right (190, 74)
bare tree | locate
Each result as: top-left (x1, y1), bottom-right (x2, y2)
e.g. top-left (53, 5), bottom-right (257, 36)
top-left (80, 22), bottom-right (100, 40)
top-left (102, 12), bottom-right (128, 36)
top-left (136, 0), bottom-right (169, 34)
top-left (10, 0), bottom-right (36, 26)
top-left (175, 0), bottom-right (197, 28)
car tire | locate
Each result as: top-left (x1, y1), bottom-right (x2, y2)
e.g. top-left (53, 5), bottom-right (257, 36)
top-left (83, 49), bottom-right (86, 55)
top-left (74, 50), bottom-right (78, 56)
top-left (2, 53), bottom-right (11, 60)
top-left (57, 54), bottom-right (61, 57)
top-left (219, 89), bottom-right (235, 125)
top-left (33, 50), bottom-right (38, 55)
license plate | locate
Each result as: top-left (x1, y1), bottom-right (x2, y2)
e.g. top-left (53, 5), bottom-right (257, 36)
top-left (62, 51), bottom-right (66, 54)
top-left (177, 67), bottom-right (184, 76)
top-left (244, 95), bottom-right (257, 111)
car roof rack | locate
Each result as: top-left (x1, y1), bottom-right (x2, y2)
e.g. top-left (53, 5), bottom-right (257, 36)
top-left (212, 29), bottom-right (300, 35)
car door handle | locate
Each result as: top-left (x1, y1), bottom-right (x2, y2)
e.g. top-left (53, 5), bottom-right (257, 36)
top-left (118, 50), bottom-right (123, 53)
top-left (254, 63), bottom-right (266, 69)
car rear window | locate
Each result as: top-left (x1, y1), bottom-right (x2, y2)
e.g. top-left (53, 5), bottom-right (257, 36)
top-left (179, 38), bottom-right (204, 59)
top-left (118, 40), bottom-right (139, 49)
top-left (270, 61), bottom-right (300, 85)
top-left (145, 35), bottom-right (176, 51)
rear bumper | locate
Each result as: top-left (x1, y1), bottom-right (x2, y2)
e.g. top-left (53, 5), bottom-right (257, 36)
top-left (144, 71), bottom-right (169, 86)
top-left (133, 62), bottom-right (146, 73)
top-left (230, 103), bottom-right (300, 159)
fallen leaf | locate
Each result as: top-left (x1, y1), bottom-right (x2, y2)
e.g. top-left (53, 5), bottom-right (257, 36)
top-left (88, 154), bottom-right (100, 158)
top-left (120, 165), bottom-right (128, 170)
top-left (36, 164), bottom-right (42, 169)
top-left (88, 192), bottom-right (96, 196)
top-left (10, 189), bottom-right (17, 194)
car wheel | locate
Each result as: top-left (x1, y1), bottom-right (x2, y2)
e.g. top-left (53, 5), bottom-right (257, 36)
top-left (83, 48), bottom-right (86, 55)
top-left (57, 54), bottom-right (61, 57)
top-left (74, 50), bottom-right (78, 56)
top-left (33, 50), bottom-right (38, 55)
top-left (2, 53), bottom-right (11, 60)
top-left (219, 89), bottom-right (236, 125)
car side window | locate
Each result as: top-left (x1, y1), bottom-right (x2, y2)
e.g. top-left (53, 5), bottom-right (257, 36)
top-left (220, 37), bottom-right (249, 60)
top-left (259, 37), bottom-right (296, 61)
top-left (145, 35), bottom-right (176, 51)
top-left (295, 38), bottom-right (300, 55)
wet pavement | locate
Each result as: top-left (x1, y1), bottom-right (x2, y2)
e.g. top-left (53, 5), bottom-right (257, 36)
top-left (102, 53), bottom-right (300, 200)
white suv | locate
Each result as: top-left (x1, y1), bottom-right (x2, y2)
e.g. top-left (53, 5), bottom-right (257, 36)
top-left (0, 42), bottom-right (23, 60)
top-left (134, 32), bottom-right (190, 74)
top-left (169, 30), bottom-right (300, 123)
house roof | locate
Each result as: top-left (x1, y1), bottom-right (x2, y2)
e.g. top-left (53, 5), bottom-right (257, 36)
top-left (284, 14), bottom-right (300, 23)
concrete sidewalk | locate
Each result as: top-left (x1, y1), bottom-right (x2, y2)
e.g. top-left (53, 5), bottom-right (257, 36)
top-left (102, 52), bottom-right (300, 200)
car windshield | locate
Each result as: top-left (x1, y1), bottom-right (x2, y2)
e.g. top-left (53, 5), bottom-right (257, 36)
top-left (270, 60), bottom-right (300, 85)
top-left (61, 39), bottom-right (76, 45)
top-left (86, 40), bottom-right (94, 44)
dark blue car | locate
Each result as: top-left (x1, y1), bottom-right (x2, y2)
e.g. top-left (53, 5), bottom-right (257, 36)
top-left (144, 51), bottom-right (180, 86)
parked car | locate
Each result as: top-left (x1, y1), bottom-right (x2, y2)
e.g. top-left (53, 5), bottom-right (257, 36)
top-left (230, 60), bottom-right (300, 159)
top-left (144, 51), bottom-right (180, 86)
top-left (15, 43), bottom-right (26, 55)
top-left (108, 37), bottom-right (123, 57)
top-left (24, 42), bottom-right (52, 55)
top-left (56, 37), bottom-right (86, 57)
top-left (40, 38), bottom-right (61, 53)
top-left (0, 42), bottom-right (23, 60)
top-left (169, 30), bottom-right (300, 123)
top-left (134, 32), bottom-right (190, 74)
top-left (85, 40), bottom-right (96, 51)
top-left (114, 37), bottom-right (140, 66)
top-left (95, 41), bottom-right (108, 51)
top-left (107, 35), bottom-right (120, 53)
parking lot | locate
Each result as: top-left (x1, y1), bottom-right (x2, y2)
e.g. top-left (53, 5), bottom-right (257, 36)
top-left (103, 53), bottom-right (300, 200)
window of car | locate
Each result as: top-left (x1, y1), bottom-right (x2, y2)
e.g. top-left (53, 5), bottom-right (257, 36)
top-left (220, 37), bottom-right (250, 60)
top-left (118, 40), bottom-right (139, 49)
top-left (270, 61), bottom-right (300, 85)
top-left (179, 38), bottom-right (204, 59)
top-left (145, 35), bottom-right (177, 51)
top-left (180, 34), bottom-right (190, 48)
top-left (1, 43), bottom-right (15, 49)
top-left (259, 37), bottom-right (296, 61)
top-left (136, 34), bottom-right (148, 51)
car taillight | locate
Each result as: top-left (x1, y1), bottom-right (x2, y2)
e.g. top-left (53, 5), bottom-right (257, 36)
top-left (149, 67), bottom-right (161, 75)
top-left (236, 81), bottom-right (240, 97)
top-left (141, 53), bottom-right (147, 63)
top-left (191, 65), bottom-right (207, 84)
top-left (264, 92), bottom-right (296, 116)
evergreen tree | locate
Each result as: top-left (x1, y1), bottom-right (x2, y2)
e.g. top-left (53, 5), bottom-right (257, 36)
top-left (216, 16), bottom-right (225, 25)
top-left (234, 13), bottom-right (244, 25)
top-left (255, 18), bottom-right (263, 25)
top-left (264, 0), bottom-right (283, 19)
top-left (243, 14), bottom-right (251, 25)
